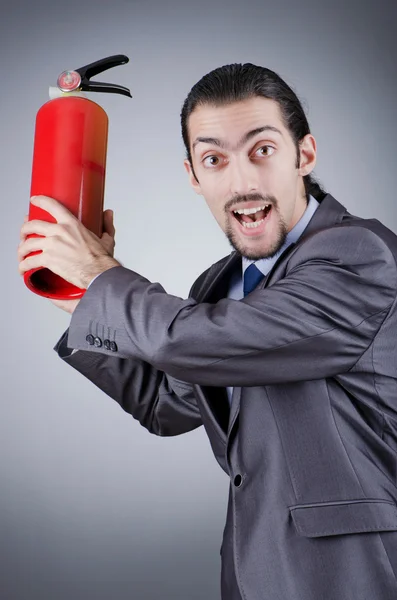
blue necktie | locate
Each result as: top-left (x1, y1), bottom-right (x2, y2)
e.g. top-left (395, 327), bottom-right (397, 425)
top-left (243, 263), bottom-right (264, 296)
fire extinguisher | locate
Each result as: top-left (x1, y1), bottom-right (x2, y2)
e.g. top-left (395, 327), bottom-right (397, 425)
top-left (24, 54), bottom-right (132, 300)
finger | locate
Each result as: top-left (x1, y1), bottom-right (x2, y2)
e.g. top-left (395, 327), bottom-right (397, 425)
top-left (20, 219), bottom-right (57, 240)
top-left (20, 216), bottom-right (33, 240)
top-left (18, 252), bottom-right (45, 276)
top-left (30, 195), bottom-right (77, 224)
top-left (104, 209), bottom-right (114, 223)
top-left (17, 237), bottom-right (44, 262)
top-left (104, 210), bottom-right (115, 236)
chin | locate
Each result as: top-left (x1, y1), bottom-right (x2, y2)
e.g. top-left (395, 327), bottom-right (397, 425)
top-left (239, 243), bottom-right (283, 261)
top-left (226, 229), bottom-right (288, 261)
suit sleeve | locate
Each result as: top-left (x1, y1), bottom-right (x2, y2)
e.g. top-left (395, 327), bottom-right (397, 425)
top-left (53, 309), bottom-right (203, 437)
top-left (66, 226), bottom-right (397, 387)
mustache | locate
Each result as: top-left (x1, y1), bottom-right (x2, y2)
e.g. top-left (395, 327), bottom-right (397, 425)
top-left (225, 193), bottom-right (278, 212)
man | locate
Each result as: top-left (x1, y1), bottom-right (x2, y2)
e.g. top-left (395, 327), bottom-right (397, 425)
top-left (18, 63), bottom-right (397, 599)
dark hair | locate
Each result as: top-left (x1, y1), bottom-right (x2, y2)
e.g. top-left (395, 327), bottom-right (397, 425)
top-left (180, 63), bottom-right (326, 202)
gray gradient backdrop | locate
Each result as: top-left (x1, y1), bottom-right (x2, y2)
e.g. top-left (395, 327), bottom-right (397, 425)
top-left (2, 0), bottom-right (396, 598)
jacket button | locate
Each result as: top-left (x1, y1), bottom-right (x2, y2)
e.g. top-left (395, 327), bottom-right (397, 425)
top-left (86, 334), bottom-right (95, 345)
top-left (94, 336), bottom-right (102, 348)
top-left (234, 474), bottom-right (242, 487)
top-left (104, 339), bottom-right (111, 350)
top-left (110, 341), bottom-right (118, 352)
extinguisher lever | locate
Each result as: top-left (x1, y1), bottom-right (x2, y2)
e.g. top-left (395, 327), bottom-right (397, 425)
top-left (85, 80), bottom-right (132, 98)
top-left (74, 54), bottom-right (132, 97)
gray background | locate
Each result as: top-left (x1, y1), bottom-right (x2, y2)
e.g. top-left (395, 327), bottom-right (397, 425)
top-left (2, 0), bottom-right (396, 598)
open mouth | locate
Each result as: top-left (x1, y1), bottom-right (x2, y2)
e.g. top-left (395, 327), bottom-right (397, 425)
top-left (232, 204), bottom-right (272, 229)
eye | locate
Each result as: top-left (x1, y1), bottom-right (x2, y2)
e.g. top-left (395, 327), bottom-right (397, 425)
top-left (202, 155), bottom-right (221, 167)
top-left (255, 145), bottom-right (275, 157)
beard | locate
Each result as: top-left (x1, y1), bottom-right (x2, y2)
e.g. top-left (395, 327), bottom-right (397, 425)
top-left (224, 193), bottom-right (289, 260)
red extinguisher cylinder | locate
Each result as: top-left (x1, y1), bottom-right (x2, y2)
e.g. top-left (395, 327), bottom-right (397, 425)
top-left (24, 96), bottom-right (108, 299)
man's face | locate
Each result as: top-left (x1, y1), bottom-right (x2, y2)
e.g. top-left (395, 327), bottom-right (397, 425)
top-left (184, 96), bottom-right (316, 260)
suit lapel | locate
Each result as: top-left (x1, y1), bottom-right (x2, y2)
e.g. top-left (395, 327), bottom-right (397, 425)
top-left (193, 251), bottom-right (241, 439)
top-left (264, 193), bottom-right (348, 289)
top-left (194, 251), bottom-right (241, 304)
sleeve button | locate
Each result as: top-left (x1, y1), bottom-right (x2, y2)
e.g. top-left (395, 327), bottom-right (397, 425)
top-left (86, 334), bottom-right (95, 345)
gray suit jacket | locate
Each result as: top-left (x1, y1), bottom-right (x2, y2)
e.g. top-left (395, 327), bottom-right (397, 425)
top-left (54, 193), bottom-right (397, 599)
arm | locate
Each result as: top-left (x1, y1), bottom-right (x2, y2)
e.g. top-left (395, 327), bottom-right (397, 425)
top-left (66, 226), bottom-right (397, 387)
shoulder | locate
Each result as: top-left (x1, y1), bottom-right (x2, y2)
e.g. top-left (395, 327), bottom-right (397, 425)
top-left (287, 221), bottom-right (397, 295)
top-left (292, 220), bottom-right (397, 268)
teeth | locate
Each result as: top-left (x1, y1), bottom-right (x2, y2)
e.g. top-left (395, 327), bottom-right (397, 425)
top-left (234, 204), bottom-right (270, 215)
top-left (242, 217), bottom-right (266, 228)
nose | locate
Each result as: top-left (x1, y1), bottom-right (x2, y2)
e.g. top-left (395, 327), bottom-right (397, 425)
top-left (228, 156), bottom-right (260, 197)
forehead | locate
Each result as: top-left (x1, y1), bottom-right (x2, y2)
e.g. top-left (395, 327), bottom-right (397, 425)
top-left (188, 96), bottom-right (285, 148)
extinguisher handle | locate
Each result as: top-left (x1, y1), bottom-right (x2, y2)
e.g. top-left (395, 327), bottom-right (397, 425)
top-left (75, 54), bottom-right (132, 97)
top-left (76, 54), bottom-right (128, 79)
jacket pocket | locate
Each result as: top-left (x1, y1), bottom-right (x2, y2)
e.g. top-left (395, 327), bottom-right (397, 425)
top-left (289, 498), bottom-right (397, 538)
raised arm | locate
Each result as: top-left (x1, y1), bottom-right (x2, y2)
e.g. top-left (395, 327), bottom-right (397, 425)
top-left (66, 226), bottom-right (397, 387)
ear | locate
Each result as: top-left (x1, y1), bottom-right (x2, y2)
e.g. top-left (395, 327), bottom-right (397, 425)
top-left (184, 159), bottom-right (203, 195)
top-left (298, 134), bottom-right (317, 176)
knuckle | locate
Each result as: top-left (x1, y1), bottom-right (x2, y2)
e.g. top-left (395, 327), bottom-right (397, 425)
top-left (46, 234), bottom-right (57, 247)
top-left (56, 222), bottom-right (67, 234)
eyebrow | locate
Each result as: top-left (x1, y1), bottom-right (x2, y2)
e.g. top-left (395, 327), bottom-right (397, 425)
top-left (192, 125), bottom-right (283, 153)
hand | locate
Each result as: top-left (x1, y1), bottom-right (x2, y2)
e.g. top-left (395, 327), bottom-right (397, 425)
top-left (19, 203), bottom-right (119, 314)
top-left (18, 195), bottom-right (121, 290)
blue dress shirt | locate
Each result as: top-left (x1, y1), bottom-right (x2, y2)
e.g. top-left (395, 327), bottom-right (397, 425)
top-left (225, 194), bottom-right (319, 405)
